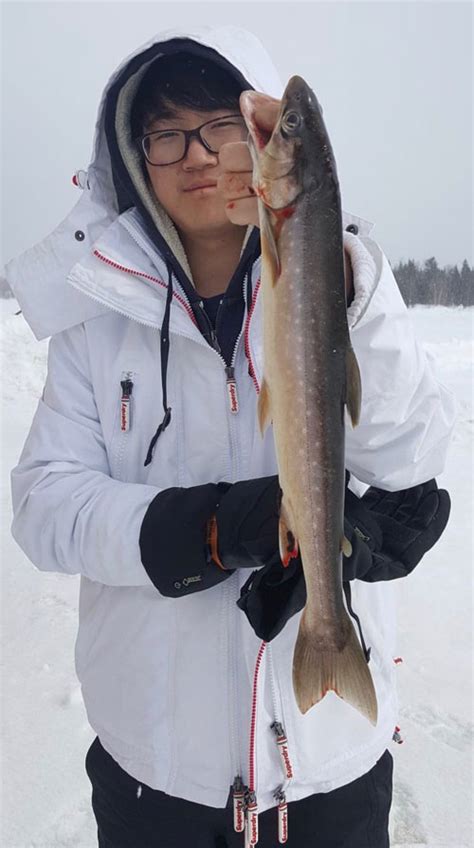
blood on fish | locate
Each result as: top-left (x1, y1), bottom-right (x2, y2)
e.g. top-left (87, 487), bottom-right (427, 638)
top-left (254, 185), bottom-right (268, 204)
top-left (282, 532), bottom-right (299, 567)
top-left (275, 206), bottom-right (297, 220)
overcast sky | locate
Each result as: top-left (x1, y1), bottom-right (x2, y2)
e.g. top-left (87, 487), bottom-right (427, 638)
top-left (1, 1), bottom-right (472, 269)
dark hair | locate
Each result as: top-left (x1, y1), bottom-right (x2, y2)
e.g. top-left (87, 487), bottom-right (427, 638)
top-left (131, 53), bottom-right (243, 136)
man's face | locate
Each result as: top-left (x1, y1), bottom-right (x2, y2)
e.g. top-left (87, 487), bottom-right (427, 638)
top-left (143, 107), bottom-right (245, 239)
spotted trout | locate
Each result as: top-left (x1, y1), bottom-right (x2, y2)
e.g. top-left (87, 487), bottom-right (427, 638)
top-left (240, 77), bottom-right (378, 725)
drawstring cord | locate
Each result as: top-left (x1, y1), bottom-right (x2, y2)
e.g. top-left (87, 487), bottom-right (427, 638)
top-left (144, 253), bottom-right (254, 467)
top-left (144, 262), bottom-right (174, 466)
top-left (342, 582), bottom-right (371, 663)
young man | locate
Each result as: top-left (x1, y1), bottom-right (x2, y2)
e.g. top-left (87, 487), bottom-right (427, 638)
top-left (8, 26), bottom-right (454, 848)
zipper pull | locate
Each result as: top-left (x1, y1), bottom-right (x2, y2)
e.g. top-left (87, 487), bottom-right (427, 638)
top-left (210, 329), bottom-right (222, 355)
top-left (197, 301), bottom-right (222, 355)
top-left (120, 374), bottom-right (134, 432)
top-left (245, 790), bottom-right (258, 846)
top-left (392, 725), bottom-right (404, 744)
top-left (225, 366), bottom-right (239, 414)
top-left (274, 788), bottom-right (289, 844)
top-left (232, 775), bottom-right (246, 833)
top-left (271, 722), bottom-right (294, 780)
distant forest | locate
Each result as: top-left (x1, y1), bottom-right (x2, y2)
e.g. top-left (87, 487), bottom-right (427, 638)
top-left (391, 257), bottom-right (474, 307)
top-left (1, 257), bottom-right (473, 306)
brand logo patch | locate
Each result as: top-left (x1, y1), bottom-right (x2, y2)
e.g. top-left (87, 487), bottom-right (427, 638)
top-left (182, 574), bottom-right (203, 587)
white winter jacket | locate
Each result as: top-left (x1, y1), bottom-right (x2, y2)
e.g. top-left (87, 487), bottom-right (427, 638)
top-left (8, 26), bottom-right (455, 815)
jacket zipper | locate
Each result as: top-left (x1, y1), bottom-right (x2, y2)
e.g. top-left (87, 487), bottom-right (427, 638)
top-left (243, 279), bottom-right (262, 395)
top-left (229, 575), bottom-right (245, 833)
top-left (268, 644), bottom-right (294, 844)
top-left (228, 272), bottom-right (255, 825)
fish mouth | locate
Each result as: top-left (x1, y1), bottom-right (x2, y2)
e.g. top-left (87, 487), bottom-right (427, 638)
top-left (240, 91), bottom-right (278, 151)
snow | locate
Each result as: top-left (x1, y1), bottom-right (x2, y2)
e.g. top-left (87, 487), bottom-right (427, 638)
top-left (1, 300), bottom-right (472, 847)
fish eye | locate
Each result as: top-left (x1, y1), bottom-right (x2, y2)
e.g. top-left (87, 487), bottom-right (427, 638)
top-left (282, 111), bottom-right (302, 132)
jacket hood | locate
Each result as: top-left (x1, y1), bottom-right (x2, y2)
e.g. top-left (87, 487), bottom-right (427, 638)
top-left (5, 26), bottom-right (283, 340)
top-left (90, 26), bottom-right (282, 223)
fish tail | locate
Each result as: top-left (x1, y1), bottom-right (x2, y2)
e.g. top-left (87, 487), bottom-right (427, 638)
top-left (292, 610), bottom-right (378, 726)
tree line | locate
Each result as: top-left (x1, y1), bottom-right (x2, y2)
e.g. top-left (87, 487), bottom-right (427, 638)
top-left (1, 257), bottom-right (473, 306)
top-left (392, 257), bottom-right (474, 307)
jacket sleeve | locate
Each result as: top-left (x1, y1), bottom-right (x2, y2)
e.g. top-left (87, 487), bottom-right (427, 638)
top-left (343, 231), bottom-right (456, 490)
top-left (11, 323), bottom-right (161, 587)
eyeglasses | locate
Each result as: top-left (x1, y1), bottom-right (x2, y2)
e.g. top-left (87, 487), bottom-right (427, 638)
top-left (137, 114), bottom-right (248, 166)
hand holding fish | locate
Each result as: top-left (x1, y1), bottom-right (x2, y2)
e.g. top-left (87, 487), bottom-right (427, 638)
top-left (219, 93), bottom-right (280, 228)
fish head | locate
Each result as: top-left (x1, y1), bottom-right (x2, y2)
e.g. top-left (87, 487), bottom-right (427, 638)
top-left (240, 89), bottom-right (302, 211)
top-left (282, 75), bottom-right (340, 195)
top-left (240, 76), bottom-right (338, 211)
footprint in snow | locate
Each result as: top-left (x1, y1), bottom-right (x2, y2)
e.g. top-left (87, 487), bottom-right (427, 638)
top-left (400, 704), bottom-right (473, 753)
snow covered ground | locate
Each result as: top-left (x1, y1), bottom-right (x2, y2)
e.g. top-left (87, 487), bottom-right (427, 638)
top-left (1, 300), bottom-right (472, 847)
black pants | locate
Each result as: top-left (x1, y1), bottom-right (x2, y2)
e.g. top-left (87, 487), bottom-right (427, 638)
top-left (85, 736), bottom-right (393, 847)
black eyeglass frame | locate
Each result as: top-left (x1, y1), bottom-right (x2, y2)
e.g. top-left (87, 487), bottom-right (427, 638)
top-left (136, 113), bottom-right (247, 167)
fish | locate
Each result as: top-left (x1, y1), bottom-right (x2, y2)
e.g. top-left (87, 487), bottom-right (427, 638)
top-left (240, 76), bottom-right (378, 725)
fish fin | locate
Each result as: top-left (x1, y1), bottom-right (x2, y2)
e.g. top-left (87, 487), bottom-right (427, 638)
top-left (292, 609), bottom-right (378, 726)
top-left (257, 377), bottom-right (272, 435)
top-left (279, 497), bottom-right (299, 567)
top-left (345, 347), bottom-right (362, 427)
top-left (259, 203), bottom-right (281, 283)
top-left (341, 535), bottom-right (353, 557)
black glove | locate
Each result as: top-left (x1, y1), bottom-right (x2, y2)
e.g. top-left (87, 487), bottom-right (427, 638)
top-left (214, 475), bottom-right (281, 569)
top-left (139, 476), bottom-right (281, 598)
top-left (236, 553), bottom-right (306, 642)
top-left (237, 477), bottom-right (451, 642)
top-left (349, 478), bottom-right (451, 581)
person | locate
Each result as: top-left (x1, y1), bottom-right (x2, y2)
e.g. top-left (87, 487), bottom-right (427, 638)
top-left (7, 25), bottom-right (454, 848)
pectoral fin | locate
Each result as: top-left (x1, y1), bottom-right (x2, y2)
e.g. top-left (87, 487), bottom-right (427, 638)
top-left (259, 203), bottom-right (281, 283)
top-left (341, 535), bottom-right (353, 557)
top-left (257, 377), bottom-right (272, 435)
top-left (346, 347), bottom-right (361, 427)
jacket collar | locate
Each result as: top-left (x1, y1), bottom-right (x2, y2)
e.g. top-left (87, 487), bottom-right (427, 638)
top-left (66, 206), bottom-right (373, 342)
top-left (67, 210), bottom-right (206, 340)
